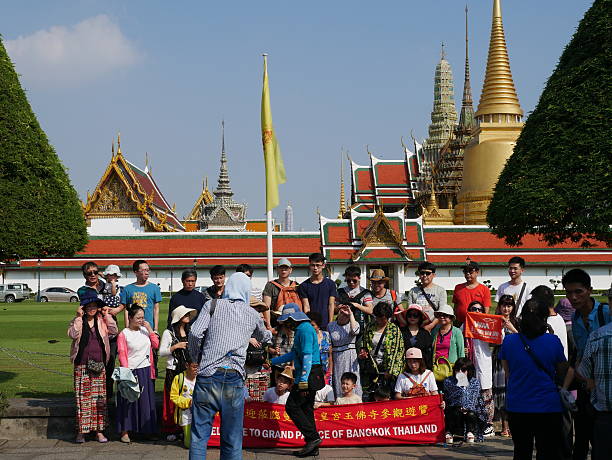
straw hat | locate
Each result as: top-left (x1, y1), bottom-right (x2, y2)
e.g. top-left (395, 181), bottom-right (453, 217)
top-left (279, 366), bottom-right (294, 382)
top-left (369, 269), bottom-right (389, 281)
top-left (250, 296), bottom-right (269, 312)
top-left (170, 305), bottom-right (197, 325)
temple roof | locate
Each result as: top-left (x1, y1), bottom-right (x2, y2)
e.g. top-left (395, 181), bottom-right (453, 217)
top-left (83, 136), bottom-right (184, 232)
top-left (186, 177), bottom-right (214, 221)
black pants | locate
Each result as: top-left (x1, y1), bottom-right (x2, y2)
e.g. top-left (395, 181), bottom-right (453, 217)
top-left (592, 411), bottom-right (612, 460)
top-left (573, 388), bottom-right (594, 460)
top-left (445, 406), bottom-right (478, 436)
top-left (507, 411), bottom-right (563, 460)
top-left (105, 337), bottom-right (117, 399)
top-left (285, 365), bottom-right (324, 443)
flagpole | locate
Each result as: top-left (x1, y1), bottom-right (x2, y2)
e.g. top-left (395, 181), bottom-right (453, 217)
top-left (267, 209), bottom-right (273, 280)
top-left (263, 53), bottom-right (274, 281)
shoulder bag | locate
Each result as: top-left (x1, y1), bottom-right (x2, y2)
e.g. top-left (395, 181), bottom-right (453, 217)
top-left (517, 333), bottom-right (576, 412)
top-left (432, 330), bottom-right (453, 381)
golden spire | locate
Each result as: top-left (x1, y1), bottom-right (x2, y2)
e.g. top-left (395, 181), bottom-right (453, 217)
top-left (116, 133), bottom-right (122, 156)
top-left (337, 150), bottom-right (347, 218)
top-left (475, 0), bottom-right (523, 120)
top-left (111, 139), bottom-right (115, 158)
top-left (426, 181), bottom-right (438, 212)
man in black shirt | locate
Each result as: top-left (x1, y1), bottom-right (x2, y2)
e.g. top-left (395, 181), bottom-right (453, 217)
top-left (167, 269), bottom-right (206, 327)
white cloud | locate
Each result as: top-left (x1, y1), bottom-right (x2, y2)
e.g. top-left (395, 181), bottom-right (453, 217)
top-left (6, 15), bottom-right (142, 87)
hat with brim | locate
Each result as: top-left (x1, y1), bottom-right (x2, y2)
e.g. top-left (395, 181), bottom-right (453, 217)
top-left (170, 305), bottom-right (197, 325)
top-left (399, 304), bottom-right (427, 322)
top-left (278, 366), bottom-right (294, 382)
top-left (102, 264), bottom-right (122, 278)
top-left (277, 303), bottom-right (309, 323)
top-left (369, 269), bottom-right (389, 281)
top-left (250, 296), bottom-right (269, 313)
top-left (405, 347), bottom-right (423, 359)
top-left (434, 303), bottom-right (455, 319)
top-left (80, 295), bottom-right (105, 308)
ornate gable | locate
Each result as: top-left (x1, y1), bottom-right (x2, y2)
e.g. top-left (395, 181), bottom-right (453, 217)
top-left (352, 208), bottom-right (410, 261)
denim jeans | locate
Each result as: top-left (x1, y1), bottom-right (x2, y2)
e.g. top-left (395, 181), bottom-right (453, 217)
top-left (189, 369), bottom-right (245, 460)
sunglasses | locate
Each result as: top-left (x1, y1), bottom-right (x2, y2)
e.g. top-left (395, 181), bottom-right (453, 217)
top-left (406, 312), bottom-right (421, 319)
top-left (463, 269), bottom-right (476, 274)
top-left (418, 271), bottom-right (433, 276)
top-left (85, 270), bottom-right (99, 276)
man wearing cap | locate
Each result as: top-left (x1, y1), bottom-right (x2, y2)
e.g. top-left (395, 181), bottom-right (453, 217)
top-left (452, 261), bottom-right (491, 325)
top-left (271, 304), bottom-right (325, 458)
top-left (167, 269), bottom-right (206, 329)
top-left (262, 257), bottom-right (300, 330)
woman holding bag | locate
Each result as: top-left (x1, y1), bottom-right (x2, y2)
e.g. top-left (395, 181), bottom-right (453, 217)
top-left (68, 295), bottom-right (118, 443)
top-left (431, 304), bottom-right (464, 384)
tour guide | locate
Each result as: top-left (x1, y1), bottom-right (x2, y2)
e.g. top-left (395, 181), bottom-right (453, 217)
top-left (188, 272), bottom-right (271, 460)
top-left (271, 303), bottom-right (325, 458)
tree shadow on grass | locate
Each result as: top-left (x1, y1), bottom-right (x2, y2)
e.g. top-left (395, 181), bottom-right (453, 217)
top-left (15, 391), bottom-right (73, 399)
top-left (0, 370), bottom-right (17, 383)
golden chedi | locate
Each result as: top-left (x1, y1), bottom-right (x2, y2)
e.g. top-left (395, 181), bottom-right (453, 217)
top-left (454, 0), bottom-right (523, 225)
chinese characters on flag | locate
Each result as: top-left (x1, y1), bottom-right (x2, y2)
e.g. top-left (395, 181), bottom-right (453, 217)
top-left (464, 311), bottom-right (504, 344)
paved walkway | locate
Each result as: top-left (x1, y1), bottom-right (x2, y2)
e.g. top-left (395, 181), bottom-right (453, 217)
top-left (0, 437), bottom-right (514, 459)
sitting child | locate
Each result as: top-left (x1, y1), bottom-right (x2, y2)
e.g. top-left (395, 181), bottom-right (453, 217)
top-left (395, 347), bottom-right (438, 399)
top-left (335, 372), bottom-right (362, 405)
top-left (263, 367), bottom-right (293, 405)
top-left (170, 360), bottom-right (198, 448)
top-left (442, 357), bottom-right (488, 445)
top-left (314, 384), bottom-right (335, 408)
top-left (373, 386), bottom-right (391, 402)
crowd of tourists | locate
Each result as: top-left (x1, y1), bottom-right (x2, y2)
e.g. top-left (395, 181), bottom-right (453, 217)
top-left (67, 254), bottom-right (611, 460)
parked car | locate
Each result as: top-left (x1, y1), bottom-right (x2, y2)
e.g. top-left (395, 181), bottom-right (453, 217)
top-left (39, 287), bottom-right (79, 303)
top-left (0, 283), bottom-right (32, 303)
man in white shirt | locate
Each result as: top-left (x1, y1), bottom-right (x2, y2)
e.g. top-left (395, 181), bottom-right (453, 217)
top-left (495, 256), bottom-right (530, 317)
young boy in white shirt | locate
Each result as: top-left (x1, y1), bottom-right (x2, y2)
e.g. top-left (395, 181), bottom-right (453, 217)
top-left (263, 367), bottom-right (293, 405)
top-left (335, 372), bottom-right (362, 405)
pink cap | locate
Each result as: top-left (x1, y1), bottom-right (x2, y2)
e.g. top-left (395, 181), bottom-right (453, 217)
top-left (405, 347), bottom-right (423, 359)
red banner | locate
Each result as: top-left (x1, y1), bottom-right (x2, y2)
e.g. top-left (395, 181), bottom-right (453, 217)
top-left (208, 395), bottom-right (445, 448)
top-left (464, 312), bottom-right (503, 344)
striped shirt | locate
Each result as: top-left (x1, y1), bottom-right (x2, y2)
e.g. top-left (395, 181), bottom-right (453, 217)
top-left (578, 321), bottom-right (612, 411)
top-left (188, 298), bottom-right (271, 379)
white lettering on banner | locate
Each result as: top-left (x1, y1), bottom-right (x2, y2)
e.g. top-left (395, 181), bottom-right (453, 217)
top-left (392, 424), bottom-right (438, 436)
top-left (346, 427), bottom-right (392, 438)
top-left (258, 430), bottom-right (302, 439)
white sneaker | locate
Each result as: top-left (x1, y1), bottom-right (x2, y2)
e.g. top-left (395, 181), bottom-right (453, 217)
top-left (466, 432), bottom-right (475, 443)
top-left (445, 433), bottom-right (454, 445)
top-left (166, 434), bottom-right (177, 442)
top-left (483, 425), bottom-right (495, 437)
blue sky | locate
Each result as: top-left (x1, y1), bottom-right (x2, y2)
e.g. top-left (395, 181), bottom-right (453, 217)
top-left (1, 0), bottom-right (592, 230)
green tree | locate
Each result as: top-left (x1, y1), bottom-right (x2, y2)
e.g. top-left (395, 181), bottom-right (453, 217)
top-left (487, 0), bottom-right (612, 247)
top-left (0, 37), bottom-right (87, 260)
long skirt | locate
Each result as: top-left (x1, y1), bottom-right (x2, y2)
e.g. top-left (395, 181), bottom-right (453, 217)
top-left (74, 364), bottom-right (107, 433)
top-left (116, 366), bottom-right (157, 433)
top-left (162, 368), bottom-right (181, 434)
top-left (492, 352), bottom-right (506, 419)
top-left (332, 350), bottom-right (361, 398)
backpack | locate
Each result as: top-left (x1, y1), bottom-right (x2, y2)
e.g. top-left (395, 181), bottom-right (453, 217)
top-left (271, 281), bottom-right (302, 310)
top-left (404, 371), bottom-right (432, 397)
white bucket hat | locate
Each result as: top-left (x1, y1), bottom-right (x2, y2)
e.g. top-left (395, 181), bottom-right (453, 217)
top-left (434, 303), bottom-right (456, 319)
top-left (103, 264), bottom-right (122, 278)
top-left (170, 305), bottom-right (197, 325)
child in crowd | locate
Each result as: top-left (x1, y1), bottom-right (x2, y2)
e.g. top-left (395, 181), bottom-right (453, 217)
top-left (101, 265), bottom-right (122, 308)
top-left (263, 367), bottom-right (293, 405)
top-left (373, 387), bottom-right (391, 402)
top-left (170, 360), bottom-right (199, 448)
top-left (462, 301), bottom-right (494, 436)
top-left (314, 384), bottom-right (335, 408)
top-left (443, 358), bottom-right (488, 445)
top-left (394, 348), bottom-right (438, 399)
top-left (335, 372), bottom-right (362, 405)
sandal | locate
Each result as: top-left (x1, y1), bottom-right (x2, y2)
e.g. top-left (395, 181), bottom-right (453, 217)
top-left (466, 432), bottom-right (475, 443)
top-left (96, 433), bottom-right (108, 443)
top-left (120, 433), bottom-right (131, 443)
top-left (75, 434), bottom-right (85, 444)
top-left (500, 430), bottom-right (511, 437)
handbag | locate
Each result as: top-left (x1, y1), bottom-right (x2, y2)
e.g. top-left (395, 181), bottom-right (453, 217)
top-left (87, 359), bottom-right (105, 375)
top-left (432, 332), bottom-right (453, 381)
top-left (245, 344), bottom-right (267, 367)
top-left (517, 333), bottom-right (577, 413)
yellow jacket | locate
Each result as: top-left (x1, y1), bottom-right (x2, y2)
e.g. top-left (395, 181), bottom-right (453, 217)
top-left (170, 372), bottom-right (193, 425)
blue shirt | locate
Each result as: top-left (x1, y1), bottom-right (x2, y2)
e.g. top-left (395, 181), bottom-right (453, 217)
top-left (120, 282), bottom-right (162, 326)
top-left (297, 277), bottom-right (338, 329)
top-left (271, 321), bottom-right (320, 384)
top-left (578, 322), bottom-right (612, 411)
top-left (499, 333), bottom-right (566, 413)
top-left (572, 300), bottom-right (611, 361)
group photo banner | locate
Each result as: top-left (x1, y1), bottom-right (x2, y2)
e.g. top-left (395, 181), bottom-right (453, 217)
top-left (464, 311), bottom-right (503, 344)
top-left (208, 395), bottom-right (445, 448)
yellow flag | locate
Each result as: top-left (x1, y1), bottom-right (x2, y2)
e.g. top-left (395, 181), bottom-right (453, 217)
top-left (261, 54), bottom-right (286, 211)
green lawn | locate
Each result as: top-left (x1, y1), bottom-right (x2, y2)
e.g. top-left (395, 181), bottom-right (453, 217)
top-left (0, 299), bottom-right (171, 398)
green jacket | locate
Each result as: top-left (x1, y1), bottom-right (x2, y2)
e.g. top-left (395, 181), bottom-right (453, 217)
top-left (431, 325), bottom-right (465, 364)
top-left (363, 321), bottom-right (405, 378)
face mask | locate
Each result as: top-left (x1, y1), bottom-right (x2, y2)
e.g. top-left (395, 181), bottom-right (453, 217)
top-left (456, 371), bottom-right (469, 387)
